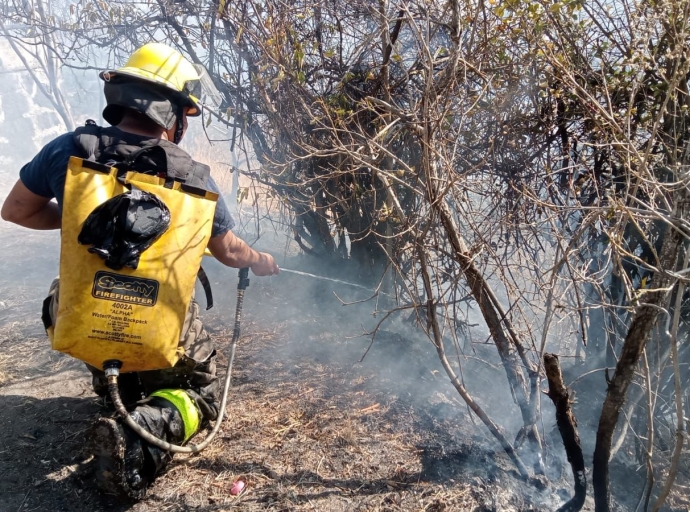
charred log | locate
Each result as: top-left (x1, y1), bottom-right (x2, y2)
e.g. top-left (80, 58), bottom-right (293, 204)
top-left (544, 353), bottom-right (586, 512)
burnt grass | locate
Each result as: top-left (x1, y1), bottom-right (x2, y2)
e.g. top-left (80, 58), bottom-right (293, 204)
top-left (0, 231), bottom-right (688, 511)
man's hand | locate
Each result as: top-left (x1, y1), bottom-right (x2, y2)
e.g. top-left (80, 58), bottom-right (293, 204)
top-left (251, 252), bottom-right (280, 276)
top-left (208, 230), bottom-right (279, 276)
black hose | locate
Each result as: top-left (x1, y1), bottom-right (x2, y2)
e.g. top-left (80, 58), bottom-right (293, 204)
top-left (105, 267), bottom-right (249, 454)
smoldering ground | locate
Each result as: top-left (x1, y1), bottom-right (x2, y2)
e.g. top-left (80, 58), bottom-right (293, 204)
top-left (0, 216), bottom-right (655, 511)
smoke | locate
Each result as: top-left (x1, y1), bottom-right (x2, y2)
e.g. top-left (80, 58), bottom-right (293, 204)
top-left (203, 220), bottom-right (540, 435)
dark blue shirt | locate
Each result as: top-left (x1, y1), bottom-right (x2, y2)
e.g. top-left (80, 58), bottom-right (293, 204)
top-left (19, 132), bottom-right (235, 237)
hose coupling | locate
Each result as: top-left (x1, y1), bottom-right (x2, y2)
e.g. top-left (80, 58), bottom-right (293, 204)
top-left (103, 359), bottom-right (122, 377)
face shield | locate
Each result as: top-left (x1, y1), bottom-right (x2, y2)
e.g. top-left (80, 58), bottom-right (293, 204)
top-left (187, 63), bottom-right (223, 112)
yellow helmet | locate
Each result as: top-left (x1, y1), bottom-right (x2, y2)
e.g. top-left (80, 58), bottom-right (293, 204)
top-left (100, 43), bottom-right (202, 116)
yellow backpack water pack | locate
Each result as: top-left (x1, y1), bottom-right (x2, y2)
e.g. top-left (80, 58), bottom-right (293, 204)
top-left (49, 157), bottom-right (218, 373)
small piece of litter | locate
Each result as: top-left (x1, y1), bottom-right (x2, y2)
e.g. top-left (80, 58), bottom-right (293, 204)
top-left (230, 479), bottom-right (246, 495)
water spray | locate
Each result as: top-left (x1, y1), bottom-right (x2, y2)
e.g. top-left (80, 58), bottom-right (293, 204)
top-left (278, 267), bottom-right (377, 292)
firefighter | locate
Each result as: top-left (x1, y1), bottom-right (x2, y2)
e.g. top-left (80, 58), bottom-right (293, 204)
top-left (0, 42), bottom-right (279, 499)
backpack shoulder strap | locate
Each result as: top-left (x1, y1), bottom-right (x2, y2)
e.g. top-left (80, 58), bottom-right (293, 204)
top-left (156, 139), bottom-right (211, 189)
top-left (187, 161), bottom-right (211, 189)
top-left (72, 120), bottom-right (104, 161)
top-left (197, 266), bottom-right (213, 310)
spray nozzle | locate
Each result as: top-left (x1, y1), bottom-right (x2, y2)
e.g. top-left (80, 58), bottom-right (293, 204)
top-left (238, 267), bottom-right (250, 290)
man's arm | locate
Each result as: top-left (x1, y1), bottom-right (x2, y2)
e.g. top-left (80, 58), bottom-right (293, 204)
top-left (1, 180), bottom-right (61, 230)
top-left (207, 229), bottom-right (279, 276)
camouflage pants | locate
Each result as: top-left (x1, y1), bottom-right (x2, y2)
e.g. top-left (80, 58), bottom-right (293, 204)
top-left (43, 278), bottom-right (220, 422)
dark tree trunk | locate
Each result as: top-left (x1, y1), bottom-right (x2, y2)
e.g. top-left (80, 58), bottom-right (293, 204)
top-left (592, 202), bottom-right (686, 511)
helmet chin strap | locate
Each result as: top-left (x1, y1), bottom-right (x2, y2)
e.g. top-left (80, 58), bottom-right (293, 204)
top-left (173, 104), bottom-right (185, 144)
